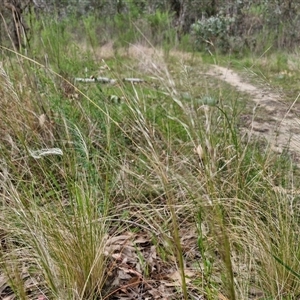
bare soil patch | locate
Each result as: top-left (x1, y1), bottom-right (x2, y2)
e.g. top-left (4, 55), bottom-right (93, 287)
top-left (207, 65), bottom-right (300, 158)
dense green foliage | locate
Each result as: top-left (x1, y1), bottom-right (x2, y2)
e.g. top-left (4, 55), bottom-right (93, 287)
top-left (2, 0), bottom-right (300, 53)
top-left (29, 0), bottom-right (300, 53)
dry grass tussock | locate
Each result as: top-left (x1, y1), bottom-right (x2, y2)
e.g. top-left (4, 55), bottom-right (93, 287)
top-left (1, 45), bottom-right (300, 300)
top-left (0, 61), bottom-right (56, 150)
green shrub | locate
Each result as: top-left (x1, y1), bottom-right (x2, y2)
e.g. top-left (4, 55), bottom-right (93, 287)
top-left (191, 14), bottom-right (235, 53)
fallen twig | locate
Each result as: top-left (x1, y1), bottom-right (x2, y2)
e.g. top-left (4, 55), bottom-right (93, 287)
top-left (74, 76), bottom-right (117, 84)
top-left (74, 77), bottom-right (145, 84)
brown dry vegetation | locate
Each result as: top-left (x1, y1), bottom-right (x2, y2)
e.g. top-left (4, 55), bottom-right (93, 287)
top-left (1, 16), bottom-right (300, 300)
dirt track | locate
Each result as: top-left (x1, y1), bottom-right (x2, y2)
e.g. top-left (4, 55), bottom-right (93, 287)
top-left (97, 43), bottom-right (300, 159)
top-left (207, 65), bottom-right (300, 158)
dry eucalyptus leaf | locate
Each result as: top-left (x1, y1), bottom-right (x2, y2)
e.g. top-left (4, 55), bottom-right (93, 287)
top-left (2, 296), bottom-right (15, 300)
top-left (165, 269), bottom-right (195, 286)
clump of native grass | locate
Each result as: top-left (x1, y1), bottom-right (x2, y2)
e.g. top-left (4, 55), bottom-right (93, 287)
top-left (112, 48), bottom-right (300, 299)
top-left (0, 53), bottom-right (109, 299)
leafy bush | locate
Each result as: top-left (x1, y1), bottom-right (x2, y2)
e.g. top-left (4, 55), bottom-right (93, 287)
top-left (191, 14), bottom-right (235, 52)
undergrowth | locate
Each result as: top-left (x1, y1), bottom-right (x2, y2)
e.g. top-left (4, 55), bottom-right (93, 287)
top-left (1, 14), bottom-right (300, 300)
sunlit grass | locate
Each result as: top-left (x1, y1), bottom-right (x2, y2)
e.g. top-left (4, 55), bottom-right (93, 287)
top-left (1, 14), bottom-right (300, 300)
